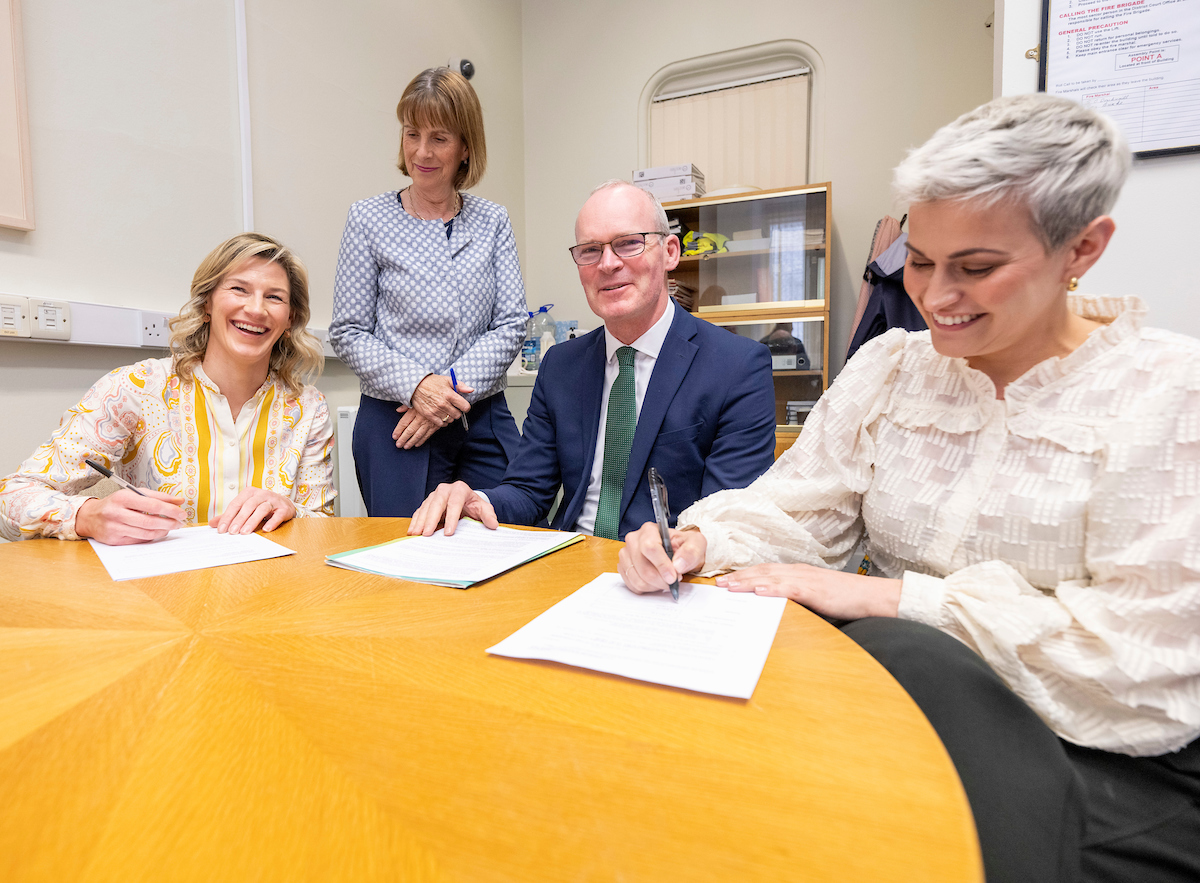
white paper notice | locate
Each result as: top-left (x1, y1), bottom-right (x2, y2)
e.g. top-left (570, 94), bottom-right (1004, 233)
top-left (88, 525), bottom-right (295, 581)
top-left (487, 572), bottom-right (788, 699)
top-left (1045, 0), bottom-right (1200, 154)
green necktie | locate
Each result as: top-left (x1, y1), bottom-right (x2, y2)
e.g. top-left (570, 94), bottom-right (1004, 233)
top-left (594, 346), bottom-right (637, 540)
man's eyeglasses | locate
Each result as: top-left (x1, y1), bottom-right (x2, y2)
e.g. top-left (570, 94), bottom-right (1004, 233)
top-left (568, 232), bottom-right (667, 266)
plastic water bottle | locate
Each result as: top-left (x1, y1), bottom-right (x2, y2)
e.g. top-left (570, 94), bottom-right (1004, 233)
top-left (521, 311), bottom-right (539, 370)
top-left (522, 304), bottom-right (555, 370)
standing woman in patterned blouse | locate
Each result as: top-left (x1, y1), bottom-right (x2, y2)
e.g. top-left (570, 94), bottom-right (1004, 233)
top-left (0, 233), bottom-right (336, 544)
top-left (620, 95), bottom-right (1199, 882)
top-left (330, 68), bottom-right (527, 517)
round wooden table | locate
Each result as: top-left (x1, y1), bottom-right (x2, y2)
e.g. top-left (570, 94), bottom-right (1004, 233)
top-left (0, 519), bottom-right (981, 882)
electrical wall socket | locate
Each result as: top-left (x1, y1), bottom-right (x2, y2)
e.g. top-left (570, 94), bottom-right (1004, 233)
top-left (140, 310), bottom-right (174, 347)
top-left (28, 298), bottom-right (72, 340)
top-left (0, 294), bottom-right (31, 337)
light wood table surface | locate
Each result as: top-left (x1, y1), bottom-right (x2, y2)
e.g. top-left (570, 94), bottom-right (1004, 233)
top-left (0, 518), bottom-right (981, 882)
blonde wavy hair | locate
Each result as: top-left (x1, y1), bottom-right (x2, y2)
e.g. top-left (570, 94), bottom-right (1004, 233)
top-left (169, 233), bottom-right (324, 394)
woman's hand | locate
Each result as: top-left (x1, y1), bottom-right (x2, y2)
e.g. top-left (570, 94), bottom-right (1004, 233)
top-left (213, 487), bottom-right (296, 534)
top-left (393, 406), bottom-right (442, 449)
top-left (410, 374), bottom-right (473, 426)
top-left (75, 488), bottom-right (187, 545)
top-left (718, 564), bottom-right (902, 620)
top-left (618, 522), bottom-right (709, 594)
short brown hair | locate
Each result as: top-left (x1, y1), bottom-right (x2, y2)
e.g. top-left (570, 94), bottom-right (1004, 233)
top-left (169, 232), bottom-right (324, 394)
top-left (395, 67), bottom-right (487, 190)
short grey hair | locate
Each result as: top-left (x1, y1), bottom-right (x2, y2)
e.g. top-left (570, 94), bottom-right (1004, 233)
top-left (589, 179), bottom-right (671, 235)
top-left (893, 94), bottom-right (1131, 250)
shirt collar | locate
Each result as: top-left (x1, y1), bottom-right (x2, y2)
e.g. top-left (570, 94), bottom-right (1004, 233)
top-left (192, 363), bottom-right (274, 400)
top-left (603, 299), bottom-right (676, 363)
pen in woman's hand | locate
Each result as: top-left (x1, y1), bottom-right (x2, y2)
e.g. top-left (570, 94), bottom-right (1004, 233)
top-left (85, 458), bottom-right (148, 497)
top-left (449, 369), bottom-right (470, 430)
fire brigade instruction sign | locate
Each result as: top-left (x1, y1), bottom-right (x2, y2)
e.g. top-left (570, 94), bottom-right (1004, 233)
top-left (1040, 0), bottom-right (1200, 156)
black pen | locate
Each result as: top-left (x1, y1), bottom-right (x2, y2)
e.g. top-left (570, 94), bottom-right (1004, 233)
top-left (647, 467), bottom-right (680, 602)
top-left (84, 458), bottom-right (147, 497)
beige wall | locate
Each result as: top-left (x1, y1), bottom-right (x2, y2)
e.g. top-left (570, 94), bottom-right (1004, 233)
top-left (247, 0), bottom-right (527, 324)
top-left (518, 0), bottom-right (996, 374)
top-left (0, 0), bottom-right (526, 488)
top-left (0, 0), bottom-right (241, 309)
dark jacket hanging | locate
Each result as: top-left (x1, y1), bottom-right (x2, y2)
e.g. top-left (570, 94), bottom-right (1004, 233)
top-left (846, 232), bottom-right (927, 361)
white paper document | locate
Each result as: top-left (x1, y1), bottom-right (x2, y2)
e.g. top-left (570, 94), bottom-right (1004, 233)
top-left (88, 525), bottom-right (295, 581)
top-left (325, 520), bottom-right (583, 588)
top-left (487, 572), bottom-right (788, 699)
top-left (1045, 0), bottom-right (1200, 154)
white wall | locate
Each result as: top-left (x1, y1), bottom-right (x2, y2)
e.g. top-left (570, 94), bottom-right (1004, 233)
top-left (518, 0), bottom-right (996, 375)
top-left (0, 0), bottom-right (526, 486)
top-left (995, 0), bottom-right (1200, 339)
top-left (0, 0), bottom-right (241, 308)
top-left (246, 0), bottom-right (527, 321)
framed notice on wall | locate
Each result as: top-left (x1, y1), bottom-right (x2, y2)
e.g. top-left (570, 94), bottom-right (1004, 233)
top-left (0, 0), bottom-right (33, 230)
top-left (1038, 0), bottom-right (1200, 158)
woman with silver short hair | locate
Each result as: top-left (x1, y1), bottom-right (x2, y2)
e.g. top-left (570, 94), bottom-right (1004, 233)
top-left (621, 94), bottom-right (1199, 882)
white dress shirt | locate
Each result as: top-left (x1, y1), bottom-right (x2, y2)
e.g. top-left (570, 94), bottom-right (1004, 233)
top-left (681, 296), bottom-right (1200, 756)
top-left (574, 300), bottom-right (677, 534)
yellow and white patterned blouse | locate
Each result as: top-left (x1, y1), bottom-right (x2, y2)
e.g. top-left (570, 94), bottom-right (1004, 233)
top-left (0, 358), bottom-right (335, 541)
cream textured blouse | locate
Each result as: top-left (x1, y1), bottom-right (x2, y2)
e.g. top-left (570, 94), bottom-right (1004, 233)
top-left (680, 296), bottom-right (1200, 757)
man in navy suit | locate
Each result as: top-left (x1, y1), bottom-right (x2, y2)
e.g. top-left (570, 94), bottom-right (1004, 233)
top-left (409, 180), bottom-right (776, 540)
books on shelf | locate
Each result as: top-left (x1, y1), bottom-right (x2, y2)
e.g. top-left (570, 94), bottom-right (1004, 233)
top-left (667, 279), bottom-right (697, 311)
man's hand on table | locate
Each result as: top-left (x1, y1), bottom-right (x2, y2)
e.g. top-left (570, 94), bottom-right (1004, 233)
top-left (409, 480), bottom-right (498, 536)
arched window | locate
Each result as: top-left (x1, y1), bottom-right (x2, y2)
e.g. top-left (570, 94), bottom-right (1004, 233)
top-left (639, 40), bottom-right (825, 192)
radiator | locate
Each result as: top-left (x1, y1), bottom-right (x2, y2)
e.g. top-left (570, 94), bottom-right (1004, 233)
top-left (335, 406), bottom-right (367, 517)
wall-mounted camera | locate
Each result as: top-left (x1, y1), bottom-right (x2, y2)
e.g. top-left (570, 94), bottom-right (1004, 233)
top-left (448, 58), bottom-right (475, 80)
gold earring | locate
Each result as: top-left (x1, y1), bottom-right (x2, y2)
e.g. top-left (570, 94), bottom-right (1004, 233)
top-left (1068, 277), bottom-right (1079, 292)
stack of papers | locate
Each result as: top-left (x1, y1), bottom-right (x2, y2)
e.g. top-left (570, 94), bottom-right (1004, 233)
top-left (487, 573), bottom-right (788, 699)
top-left (88, 525), bottom-right (296, 581)
top-left (325, 520), bottom-right (583, 588)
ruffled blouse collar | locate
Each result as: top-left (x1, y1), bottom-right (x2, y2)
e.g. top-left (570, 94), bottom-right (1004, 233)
top-left (1002, 295), bottom-right (1144, 407)
top-left (885, 296), bottom-right (1146, 434)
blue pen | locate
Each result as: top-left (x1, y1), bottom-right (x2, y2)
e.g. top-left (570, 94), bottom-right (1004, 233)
top-left (449, 369), bottom-right (469, 430)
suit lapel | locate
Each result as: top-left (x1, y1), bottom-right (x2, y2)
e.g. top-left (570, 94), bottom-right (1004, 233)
top-left (558, 330), bottom-right (607, 527)
top-left (620, 306), bottom-right (698, 518)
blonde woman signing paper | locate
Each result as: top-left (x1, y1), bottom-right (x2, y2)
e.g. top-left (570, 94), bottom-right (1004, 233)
top-left (0, 233), bottom-right (335, 544)
top-left (621, 95), bottom-right (1199, 883)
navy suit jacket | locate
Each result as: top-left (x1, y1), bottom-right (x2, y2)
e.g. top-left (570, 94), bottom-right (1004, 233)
top-left (487, 303), bottom-right (776, 539)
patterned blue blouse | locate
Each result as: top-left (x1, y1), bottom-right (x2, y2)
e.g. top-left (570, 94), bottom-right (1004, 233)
top-left (329, 191), bottom-right (528, 405)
